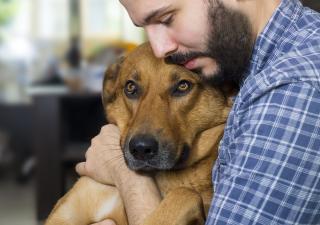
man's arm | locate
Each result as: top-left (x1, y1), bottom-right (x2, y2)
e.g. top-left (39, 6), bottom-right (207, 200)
top-left (76, 124), bottom-right (161, 225)
top-left (92, 220), bottom-right (116, 225)
top-left (206, 82), bottom-right (320, 224)
top-left (116, 169), bottom-right (161, 225)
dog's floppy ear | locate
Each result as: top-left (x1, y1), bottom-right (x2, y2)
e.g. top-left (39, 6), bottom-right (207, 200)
top-left (102, 56), bottom-right (125, 106)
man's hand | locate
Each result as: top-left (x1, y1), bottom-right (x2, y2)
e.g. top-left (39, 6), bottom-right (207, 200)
top-left (76, 124), bottom-right (128, 186)
top-left (77, 124), bottom-right (161, 225)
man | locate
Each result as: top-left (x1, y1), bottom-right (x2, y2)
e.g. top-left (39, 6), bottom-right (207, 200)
top-left (76, 0), bottom-right (320, 224)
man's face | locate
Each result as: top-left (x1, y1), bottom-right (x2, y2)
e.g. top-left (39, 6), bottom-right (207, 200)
top-left (120, 0), bottom-right (254, 86)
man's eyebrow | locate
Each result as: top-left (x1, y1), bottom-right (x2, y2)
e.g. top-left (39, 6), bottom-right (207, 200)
top-left (134, 6), bottom-right (171, 27)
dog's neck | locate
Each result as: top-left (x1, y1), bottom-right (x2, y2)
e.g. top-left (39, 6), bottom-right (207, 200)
top-left (155, 123), bottom-right (226, 198)
top-left (196, 123), bottom-right (226, 152)
top-left (186, 123), bottom-right (226, 165)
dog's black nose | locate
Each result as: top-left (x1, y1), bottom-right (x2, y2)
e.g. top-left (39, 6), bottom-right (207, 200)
top-left (129, 135), bottom-right (158, 161)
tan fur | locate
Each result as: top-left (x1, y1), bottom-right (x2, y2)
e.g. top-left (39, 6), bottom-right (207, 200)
top-left (45, 43), bottom-right (233, 225)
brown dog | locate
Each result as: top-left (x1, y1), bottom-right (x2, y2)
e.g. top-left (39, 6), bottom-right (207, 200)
top-left (45, 43), bottom-right (233, 225)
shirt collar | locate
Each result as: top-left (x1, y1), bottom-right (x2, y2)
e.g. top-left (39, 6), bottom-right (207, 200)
top-left (241, 0), bottom-right (304, 86)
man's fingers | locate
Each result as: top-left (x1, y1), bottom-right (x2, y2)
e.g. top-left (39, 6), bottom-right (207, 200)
top-left (91, 219), bottom-right (117, 225)
top-left (75, 162), bottom-right (87, 176)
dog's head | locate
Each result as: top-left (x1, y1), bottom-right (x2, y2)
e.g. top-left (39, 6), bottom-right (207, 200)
top-left (102, 43), bottom-right (234, 171)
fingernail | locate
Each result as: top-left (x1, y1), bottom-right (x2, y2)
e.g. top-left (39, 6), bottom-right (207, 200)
top-left (103, 220), bottom-right (116, 225)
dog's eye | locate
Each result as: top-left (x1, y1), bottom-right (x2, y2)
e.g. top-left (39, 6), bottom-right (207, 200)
top-left (178, 81), bottom-right (190, 91)
top-left (172, 80), bottom-right (192, 97)
top-left (124, 80), bottom-right (139, 98)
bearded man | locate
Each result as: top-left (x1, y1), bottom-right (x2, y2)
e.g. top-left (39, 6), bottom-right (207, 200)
top-left (76, 0), bottom-right (320, 224)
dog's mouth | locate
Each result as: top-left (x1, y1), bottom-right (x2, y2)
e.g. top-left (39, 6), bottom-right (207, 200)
top-left (123, 134), bottom-right (191, 172)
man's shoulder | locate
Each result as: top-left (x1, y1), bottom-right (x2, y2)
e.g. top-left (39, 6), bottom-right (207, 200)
top-left (263, 5), bottom-right (320, 85)
top-left (235, 5), bottom-right (320, 112)
top-left (296, 5), bottom-right (320, 25)
top-left (242, 34), bottom-right (320, 100)
top-left (296, 6), bottom-right (320, 31)
top-left (270, 7), bottom-right (320, 85)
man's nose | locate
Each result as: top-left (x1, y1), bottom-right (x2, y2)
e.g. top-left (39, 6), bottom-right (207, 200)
top-left (146, 25), bottom-right (178, 58)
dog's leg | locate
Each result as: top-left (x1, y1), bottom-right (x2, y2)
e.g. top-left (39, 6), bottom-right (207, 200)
top-left (45, 177), bottom-right (128, 225)
top-left (143, 187), bottom-right (205, 225)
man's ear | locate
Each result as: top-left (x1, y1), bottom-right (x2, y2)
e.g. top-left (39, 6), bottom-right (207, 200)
top-left (101, 56), bottom-right (125, 106)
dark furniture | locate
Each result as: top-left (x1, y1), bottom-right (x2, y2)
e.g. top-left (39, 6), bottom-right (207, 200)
top-left (32, 88), bottom-right (105, 221)
top-left (302, 0), bottom-right (320, 11)
top-left (0, 104), bottom-right (34, 179)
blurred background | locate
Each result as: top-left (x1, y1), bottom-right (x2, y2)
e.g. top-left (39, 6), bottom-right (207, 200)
top-left (0, 0), bottom-right (143, 224)
top-left (0, 0), bottom-right (319, 225)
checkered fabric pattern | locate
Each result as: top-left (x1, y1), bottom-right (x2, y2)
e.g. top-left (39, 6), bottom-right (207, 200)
top-left (207, 0), bottom-right (320, 224)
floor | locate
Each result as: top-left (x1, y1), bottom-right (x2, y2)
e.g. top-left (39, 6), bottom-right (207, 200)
top-left (0, 177), bottom-right (41, 225)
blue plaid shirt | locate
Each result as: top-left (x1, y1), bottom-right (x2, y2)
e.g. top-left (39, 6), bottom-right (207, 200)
top-left (207, 0), bottom-right (320, 224)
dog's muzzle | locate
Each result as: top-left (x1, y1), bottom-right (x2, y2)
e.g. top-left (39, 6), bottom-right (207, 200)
top-left (124, 134), bottom-right (178, 171)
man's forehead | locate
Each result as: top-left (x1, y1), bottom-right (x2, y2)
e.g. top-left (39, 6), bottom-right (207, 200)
top-left (120, 0), bottom-right (174, 26)
top-left (120, 0), bottom-right (172, 7)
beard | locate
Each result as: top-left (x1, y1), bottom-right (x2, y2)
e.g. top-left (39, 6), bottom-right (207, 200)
top-left (165, 0), bottom-right (254, 87)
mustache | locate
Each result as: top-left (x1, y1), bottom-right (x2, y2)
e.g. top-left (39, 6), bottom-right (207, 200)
top-left (165, 51), bottom-right (208, 65)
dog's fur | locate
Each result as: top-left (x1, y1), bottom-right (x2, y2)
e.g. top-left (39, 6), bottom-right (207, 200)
top-left (45, 43), bottom-right (233, 225)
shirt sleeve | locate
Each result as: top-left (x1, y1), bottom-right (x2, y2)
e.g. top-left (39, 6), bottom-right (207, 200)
top-left (206, 81), bottom-right (320, 224)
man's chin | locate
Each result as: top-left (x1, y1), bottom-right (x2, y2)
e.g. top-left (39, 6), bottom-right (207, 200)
top-left (197, 57), bottom-right (220, 77)
top-left (190, 65), bottom-right (224, 85)
top-left (193, 68), bottom-right (228, 87)
top-left (201, 65), bottom-right (221, 79)
top-left (188, 57), bottom-right (221, 80)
